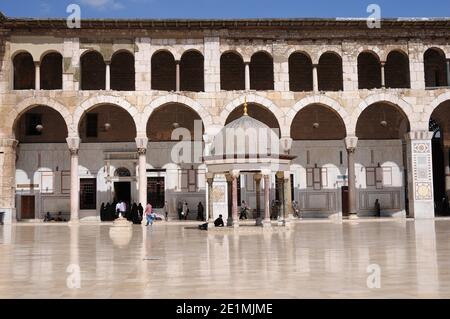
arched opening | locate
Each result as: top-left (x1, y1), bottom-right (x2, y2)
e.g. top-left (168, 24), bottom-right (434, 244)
top-left (429, 100), bottom-right (450, 216)
top-left (220, 52), bottom-right (245, 90)
top-left (13, 52), bottom-right (35, 90)
top-left (111, 51), bottom-right (135, 91)
top-left (356, 102), bottom-right (410, 217)
top-left (151, 51), bottom-right (176, 91)
top-left (180, 51), bottom-right (204, 92)
top-left (147, 103), bottom-right (204, 141)
top-left (318, 52), bottom-right (343, 91)
top-left (250, 52), bottom-right (274, 90)
top-left (80, 51), bottom-right (106, 90)
top-left (385, 50), bottom-right (410, 89)
top-left (424, 48), bottom-right (448, 88)
top-left (289, 104), bottom-right (347, 218)
top-left (14, 105), bottom-right (69, 220)
top-left (78, 104), bottom-right (136, 142)
top-left (289, 52), bottom-right (313, 92)
top-left (291, 104), bottom-right (346, 140)
top-left (40, 52), bottom-right (62, 90)
top-left (357, 51), bottom-right (381, 89)
top-left (225, 103), bottom-right (280, 135)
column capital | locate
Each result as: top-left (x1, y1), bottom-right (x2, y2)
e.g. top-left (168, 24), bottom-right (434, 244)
top-left (344, 136), bottom-right (358, 150)
top-left (104, 60), bottom-right (111, 65)
top-left (0, 138), bottom-right (18, 148)
top-left (175, 60), bottom-right (180, 65)
top-left (230, 169), bottom-right (240, 178)
top-left (243, 61), bottom-right (251, 65)
top-left (254, 173), bottom-right (262, 182)
top-left (261, 169), bottom-right (271, 176)
top-left (135, 136), bottom-right (148, 150)
top-left (380, 61), bottom-right (386, 66)
top-left (405, 131), bottom-right (434, 141)
top-left (66, 137), bottom-right (81, 152)
top-left (312, 63), bottom-right (319, 68)
top-left (206, 172), bottom-right (215, 181)
top-left (280, 137), bottom-right (293, 154)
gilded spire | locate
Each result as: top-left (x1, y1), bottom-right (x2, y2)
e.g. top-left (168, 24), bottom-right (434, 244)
top-left (243, 96), bottom-right (248, 116)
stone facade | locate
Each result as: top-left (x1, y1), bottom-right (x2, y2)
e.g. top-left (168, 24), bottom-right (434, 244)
top-left (0, 16), bottom-right (449, 223)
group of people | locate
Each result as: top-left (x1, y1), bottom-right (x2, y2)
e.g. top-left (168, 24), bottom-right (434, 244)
top-left (177, 201), bottom-right (205, 221)
top-left (100, 201), bottom-right (144, 224)
top-left (43, 212), bottom-right (66, 222)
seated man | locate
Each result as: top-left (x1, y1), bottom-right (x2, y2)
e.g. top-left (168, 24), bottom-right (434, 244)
top-left (43, 212), bottom-right (53, 222)
top-left (198, 214), bottom-right (225, 230)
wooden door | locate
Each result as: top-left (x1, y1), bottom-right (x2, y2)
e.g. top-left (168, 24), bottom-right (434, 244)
top-left (21, 196), bottom-right (35, 219)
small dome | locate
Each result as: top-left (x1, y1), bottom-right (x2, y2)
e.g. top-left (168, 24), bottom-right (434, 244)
top-left (211, 114), bottom-right (280, 157)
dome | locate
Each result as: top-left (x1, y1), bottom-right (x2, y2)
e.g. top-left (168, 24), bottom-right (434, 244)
top-left (211, 110), bottom-right (280, 158)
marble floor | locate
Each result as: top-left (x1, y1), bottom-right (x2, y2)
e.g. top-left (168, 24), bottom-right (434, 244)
top-left (0, 218), bottom-right (450, 299)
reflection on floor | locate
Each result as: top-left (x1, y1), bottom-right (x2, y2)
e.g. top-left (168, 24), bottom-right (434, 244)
top-left (0, 218), bottom-right (449, 298)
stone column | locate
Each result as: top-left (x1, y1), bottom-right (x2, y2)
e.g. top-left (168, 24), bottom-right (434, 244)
top-left (312, 64), bottom-right (319, 92)
top-left (175, 60), bottom-right (181, 91)
top-left (380, 61), bottom-right (386, 88)
top-left (0, 138), bottom-right (18, 225)
top-left (34, 61), bottom-right (40, 90)
top-left (405, 131), bottom-right (435, 219)
top-left (244, 62), bottom-right (250, 90)
top-left (345, 136), bottom-right (358, 218)
top-left (207, 174), bottom-right (215, 229)
top-left (105, 61), bottom-right (111, 90)
top-left (254, 173), bottom-right (262, 225)
top-left (136, 137), bottom-right (148, 208)
top-left (67, 137), bottom-right (80, 223)
top-left (283, 171), bottom-right (293, 226)
top-left (443, 145), bottom-right (450, 200)
top-left (230, 170), bottom-right (239, 228)
top-left (446, 59), bottom-right (450, 86)
top-left (262, 173), bottom-right (271, 228)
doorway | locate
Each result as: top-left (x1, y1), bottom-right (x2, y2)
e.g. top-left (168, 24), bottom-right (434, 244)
top-left (21, 195), bottom-right (35, 219)
top-left (147, 177), bottom-right (165, 208)
top-left (341, 186), bottom-right (349, 216)
top-left (114, 182), bottom-right (131, 203)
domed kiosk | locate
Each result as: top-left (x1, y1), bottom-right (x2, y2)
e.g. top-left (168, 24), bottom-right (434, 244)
top-left (203, 99), bottom-right (296, 229)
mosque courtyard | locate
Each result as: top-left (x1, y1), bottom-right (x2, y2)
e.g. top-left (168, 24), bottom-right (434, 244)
top-left (0, 218), bottom-right (449, 299)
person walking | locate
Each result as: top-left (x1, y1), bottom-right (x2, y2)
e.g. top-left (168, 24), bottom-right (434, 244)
top-left (145, 203), bottom-right (154, 227)
top-left (164, 201), bottom-right (169, 221)
top-left (182, 201), bottom-right (189, 220)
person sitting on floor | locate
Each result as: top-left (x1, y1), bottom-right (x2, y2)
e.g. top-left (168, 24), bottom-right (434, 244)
top-left (198, 214), bottom-right (225, 230)
top-left (44, 212), bottom-right (54, 222)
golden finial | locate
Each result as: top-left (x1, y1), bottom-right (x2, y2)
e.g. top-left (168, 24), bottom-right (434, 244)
top-left (243, 96), bottom-right (248, 116)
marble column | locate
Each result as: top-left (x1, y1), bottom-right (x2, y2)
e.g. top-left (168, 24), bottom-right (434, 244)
top-left (283, 172), bottom-right (293, 225)
top-left (67, 137), bottom-right (80, 223)
top-left (380, 61), bottom-right (386, 88)
top-left (34, 61), bottom-right (40, 90)
top-left (312, 64), bottom-right (319, 92)
top-left (263, 173), bottom-right (271, 227)
top-left (244, 62), bottom-right (250, 90)
top-left (446, 59), bottom-right (450, 86)
top-left (254, 173), bottom-right (262, 225)
top-left (0, 138), bottom-right (18, 224)
top-left (105, 61), bottom-right (111, 90)
top-left (136, 137), bottom-right (148, 209)
top-left (231, 170), bottom-right (239, 228)
top-left (175, 60), bottom-right (181, 91)
top-left (345, 136), bottom-right (358, 218)
top-left (405, 131), bottom-right (435, 219)
top-left (207, 175), bottom-right (215, 229)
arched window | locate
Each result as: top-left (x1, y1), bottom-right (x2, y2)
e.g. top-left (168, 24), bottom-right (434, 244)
top-left (357, 52), bottom-right (381, 89)
top-left (250, 51), bottom-right (274, 90)
top-left (13, 52), bottom-right (35, 90)
top-left (289, 52), bottom-right (313, 92)
top-left (385, 51), bottom-right (410, 89)
top-left (81, 51), bottom-right (105, 90)
top-left (318, 52), bottom-right (343, 91)
top-left (151, 51), bottom-right (176, 91)
top-left (41, 52), bottom-right (63, 90)
top-left (111, 51), bottom-right (135, 91)
top-left (424, 48), bottom-right (447, 88)
top-left (180, 51), bottom-right (204, 92)
top-left (220, 52), bottom-right (245, 90)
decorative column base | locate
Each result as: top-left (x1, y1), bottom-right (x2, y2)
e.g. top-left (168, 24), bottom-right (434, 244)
top-left (262, 219), bottom-right (272, 228)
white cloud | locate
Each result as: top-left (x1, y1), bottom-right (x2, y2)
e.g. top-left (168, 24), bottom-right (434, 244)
top-left (80, 0), bottom-right (124, 10)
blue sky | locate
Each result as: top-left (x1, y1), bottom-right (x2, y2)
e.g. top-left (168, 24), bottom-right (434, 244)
top-left (1, 0), bottom-right (449, 19)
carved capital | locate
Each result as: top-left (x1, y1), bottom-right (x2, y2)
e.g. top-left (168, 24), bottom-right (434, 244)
top-left (66, 137), bottom-right (80, 154)
top-left (137, 148), bottom-right (147, 155)
top-left (344, 136), bottom-right (358, 151)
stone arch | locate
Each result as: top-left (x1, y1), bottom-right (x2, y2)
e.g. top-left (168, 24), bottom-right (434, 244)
top-left (73, 96), bottom-right (139, 135)
top-left (350, 93), bottom-right (415, 134)
top-left (141, 94), bottom-right (213, 134)
top-left (425, 92), bottom-right (450, 126)
top-left (286, 95), bottom-right (350, 136)
top-left (9, 97), bottom-right (73, 137)
top-left (220, 94), bottom-right (286, 136)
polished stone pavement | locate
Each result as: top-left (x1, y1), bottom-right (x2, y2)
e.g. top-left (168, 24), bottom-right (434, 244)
top-left (0, 218), bottom-right (450, 299)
